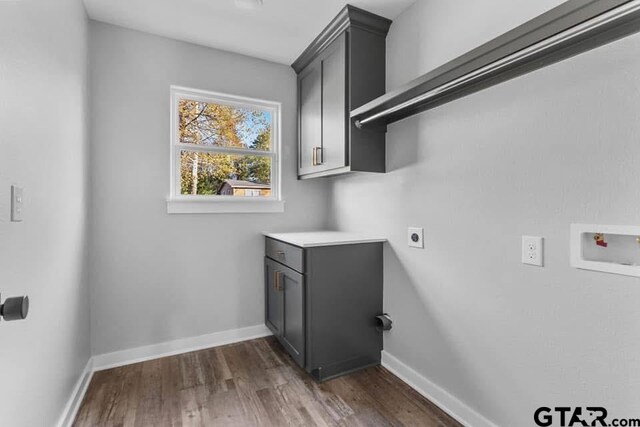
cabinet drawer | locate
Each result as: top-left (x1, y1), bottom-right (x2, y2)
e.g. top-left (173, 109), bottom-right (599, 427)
top-left (265, 238), bottom-right (304, 273)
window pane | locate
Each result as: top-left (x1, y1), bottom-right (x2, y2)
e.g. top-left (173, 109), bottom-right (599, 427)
top-left (178, 99), bottom-right (272, 151)
top-left (180, 150), bottom-right (272, 197)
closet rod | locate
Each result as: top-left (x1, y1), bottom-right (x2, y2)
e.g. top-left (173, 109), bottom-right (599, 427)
top-left (353, 0), bottom-right (640, 128)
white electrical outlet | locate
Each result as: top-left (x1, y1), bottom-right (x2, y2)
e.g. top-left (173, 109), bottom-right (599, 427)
top-left (408, 227), bottom-right (424, 248)
top-left (11, 185), bottom-right (23, 222)
top-left (522, 236), bottom-right (543, 266)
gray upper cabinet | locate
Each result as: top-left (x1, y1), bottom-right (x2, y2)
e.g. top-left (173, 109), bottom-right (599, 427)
top-left (298, 61), bottom-right (322, 177)
top-left (292, 5), bottom-right (391, 179)
top-left (320, 34), bottom-right (347, 173)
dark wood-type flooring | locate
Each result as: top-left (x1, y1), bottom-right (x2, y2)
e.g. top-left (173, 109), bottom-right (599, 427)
top-left (73, 337), bottom-right (462, 426)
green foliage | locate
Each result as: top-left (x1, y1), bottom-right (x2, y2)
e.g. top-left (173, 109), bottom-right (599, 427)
top-left (178, 99), bottom-right (272, 195)
top-left (245, 129), bottom-right (271, 184)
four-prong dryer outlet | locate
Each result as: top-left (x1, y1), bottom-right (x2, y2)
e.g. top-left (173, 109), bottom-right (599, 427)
top-left (408, 227), bottom-right (424, 249)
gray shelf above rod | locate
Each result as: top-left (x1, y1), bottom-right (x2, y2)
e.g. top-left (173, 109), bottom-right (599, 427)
top-left (351, 0), bottom-right (640, 128)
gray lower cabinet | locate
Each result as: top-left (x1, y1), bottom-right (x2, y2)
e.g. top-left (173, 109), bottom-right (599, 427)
top-left (264, 258), bottom-right (283, 336)
top-left (264, 237), bottom-right (383, 382)
top-left (265, 257), bottom-right (305, 367)
top-left (293, 6), bottom-right (392, 179)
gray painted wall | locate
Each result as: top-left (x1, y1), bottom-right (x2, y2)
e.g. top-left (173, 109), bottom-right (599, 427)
top-left (88, 22), bottom-right (330, 355)
top-left (0, 0), bottom-right (91, 425)
top-left (328, 0), bottom-right (640, 425)
top-left (3, 2), bottom-right (634, 424)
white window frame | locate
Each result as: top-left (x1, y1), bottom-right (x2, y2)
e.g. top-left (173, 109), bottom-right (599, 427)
top-left (167, 86), bottom-right (284, 214)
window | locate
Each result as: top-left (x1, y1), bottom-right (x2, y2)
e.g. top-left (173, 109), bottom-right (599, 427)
top-left (167, 86), bottom-right (283, 213)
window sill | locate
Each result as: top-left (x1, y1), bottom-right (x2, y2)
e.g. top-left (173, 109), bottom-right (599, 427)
top-left (167, 199), bottom-right (285, 214)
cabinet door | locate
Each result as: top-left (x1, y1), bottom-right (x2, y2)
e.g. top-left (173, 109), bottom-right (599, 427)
top-left (281, 266), bottom-right (305, 368)
top-left (298, 59), bottom-right (322, 176)
top-left (320, 33), bottom-right (347, 172)
top-left (264, 258), bottom-right (282, 337)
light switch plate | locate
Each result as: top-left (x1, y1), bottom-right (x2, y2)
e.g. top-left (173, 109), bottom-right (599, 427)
top-left (11, 185), bottom-right (23, 222)
top-left (522, 236), bottom-right (543, 266)
top-left (408, 227), bottom-right (424, 248)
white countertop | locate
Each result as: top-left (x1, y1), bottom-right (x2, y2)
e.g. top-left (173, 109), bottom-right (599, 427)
top-left (264, 231), bottom-right (387, 248)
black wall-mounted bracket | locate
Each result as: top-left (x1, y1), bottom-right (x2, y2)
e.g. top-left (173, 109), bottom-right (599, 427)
top-left (375, 313), bottom-right (393, 332)
top-left (0, 294), bottom-right (29, 322)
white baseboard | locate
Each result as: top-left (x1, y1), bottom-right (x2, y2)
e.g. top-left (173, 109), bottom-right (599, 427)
top-left (59, 329), bottom-right (493, 427)
top-left (92, 324), bottom-right (272, 371)
top-left (56, 357), bottom-right (94, 427)
top-left (56, 324), bottom-right (271, 426)
top-left (381, 351), bottom-right (497, 427)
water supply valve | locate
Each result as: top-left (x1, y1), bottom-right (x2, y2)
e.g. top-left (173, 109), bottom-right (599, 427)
top-left (375, 313), bottom-right (393, 332)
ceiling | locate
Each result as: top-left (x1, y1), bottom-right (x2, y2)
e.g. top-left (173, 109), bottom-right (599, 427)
top-left (83, 0), bottom-right (416, 65)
